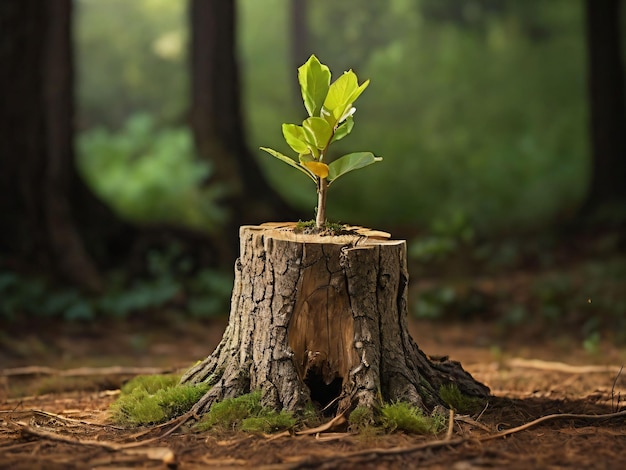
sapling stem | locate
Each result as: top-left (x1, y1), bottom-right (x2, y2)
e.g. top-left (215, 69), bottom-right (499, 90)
top-left (316, 177), bottom-right (328, 229)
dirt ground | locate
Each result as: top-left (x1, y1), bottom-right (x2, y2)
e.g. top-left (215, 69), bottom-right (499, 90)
top-left (1, 317), bottom-right (625, 469)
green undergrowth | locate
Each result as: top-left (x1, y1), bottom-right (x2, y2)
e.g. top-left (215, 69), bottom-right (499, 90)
top-left (110, 374), bottom-right (209, 426)
top-left (195, 391), bottom-right (297, 434)
top-left (348, 387), bottom-right (485, 435)
top-left (109, 374), bottom-right (481, 436)
top-left (0, 245), bottom-right (233, 322)
top-left (110, 376), bottom-right (303, 434)
top-left (409, 226), bottom-right (626, 347)
top-left (348, 402), bottom-right (447, 435)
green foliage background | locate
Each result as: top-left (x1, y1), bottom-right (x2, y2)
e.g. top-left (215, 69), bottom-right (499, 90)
top-left (242, 0), bottom-right (590, 232)
top-left (76, 0), bottom-right (188, 129)
top-left (75, 0), bottom-right (601, 235)
top-left (2, 0), bottom-right (621, 340)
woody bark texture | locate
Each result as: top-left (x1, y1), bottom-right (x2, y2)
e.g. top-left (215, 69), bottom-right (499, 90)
top-left (181, 224), bottom-right (489, 416)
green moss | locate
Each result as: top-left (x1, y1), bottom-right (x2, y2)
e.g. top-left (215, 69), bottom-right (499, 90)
top-left (195, 391), bottom-right (296, 434)
top-left (196, 391), bottom-right (263, 431)
top-left (110, 374), bottom-right (209, 426)
top-left (380, 402), bottom-right (445, 434)
top-left (157, 383), bottom-right (210, 417)
top-left (241, 411), bottom-right (297, 433)
top-left (349, 406), bottom-right (375, 431)
top-left (120, 374), bottom-right (181, 395)
top-left (439, 384), bottom-right (486, 414)
top-left (294, 219), bottom-right (348, 235)
top-left (294, 219), bottom-right (316, 232)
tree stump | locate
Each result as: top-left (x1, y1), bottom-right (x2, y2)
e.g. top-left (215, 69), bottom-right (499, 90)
top-left (181, 224), bottom-right (489, 416)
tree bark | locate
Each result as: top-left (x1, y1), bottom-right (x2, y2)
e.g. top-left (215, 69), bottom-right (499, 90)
top-left (181, 224), bottom-right (489, 416)
top-left (583, 0), bottom-right (626, 209)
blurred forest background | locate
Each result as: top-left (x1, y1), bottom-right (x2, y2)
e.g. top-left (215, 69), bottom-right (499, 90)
top-left (1, 0), bottom-right (625, 348)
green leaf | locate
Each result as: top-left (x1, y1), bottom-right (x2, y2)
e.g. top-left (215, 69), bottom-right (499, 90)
top-left (298, 55), bottom-right (331, 117)
top-left (323, 71), bottom-right (369, 125)
top-left (331, 117), bottom-right (354, 143)
top-left (259, 147), bottom-right (316, 183)
top-left (299, 153), bottom-right (314, 164)
top-left (327, 152), bottom-right (382, 185)
top-left (282, 124), bottom-right (309, 154)
top-left (302, 117), bottom-right (332, 151)
top-left (347, 79), bottom-right (369, 109)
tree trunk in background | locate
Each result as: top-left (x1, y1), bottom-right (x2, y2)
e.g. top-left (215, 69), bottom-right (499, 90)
top-left (0, 1), bottom-right (130, 291)
top-left (182, 224), bottom-right (489, 416)
top-left (189, 0), bottom-right (298, 236)
top-left (290, 0), bottom-right (310, 105)
top-left (584, 0), bottom-right (626, 210)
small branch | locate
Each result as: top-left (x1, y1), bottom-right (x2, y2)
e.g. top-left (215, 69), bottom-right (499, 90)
top-left (454, 415), bottom-right (492, 433)
top-left (0, 409), bottom-right (125, 429)
top-left (7, 421), bottom-right (176, 464)
top-left (611, 365), bottom-right (624, 412)
top-left (266, 409), bottom-right (626, 469)
top-left (8, 420), bottom-right (132, 451)
top-left (445, 408), bottom-right (454, 440)
top-left (1, 365), bottom-right (174, 377)
top-left (482, 409), bottom-right (626, 441)
top-left (507, 358), bottom-right (623, 374)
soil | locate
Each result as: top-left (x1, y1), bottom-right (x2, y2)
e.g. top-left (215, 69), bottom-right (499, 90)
top-left (1, 317), bottom-right (625, 469)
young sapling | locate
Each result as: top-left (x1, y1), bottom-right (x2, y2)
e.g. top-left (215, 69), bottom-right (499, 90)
top-left (261, 55), bottom-right (382, 229)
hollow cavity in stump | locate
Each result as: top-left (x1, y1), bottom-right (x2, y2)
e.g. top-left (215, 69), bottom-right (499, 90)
top-left (181, 223), bottom-right (489, 416)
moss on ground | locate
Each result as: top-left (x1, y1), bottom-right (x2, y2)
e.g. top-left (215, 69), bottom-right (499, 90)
top-left (110, 375), bottom-right (475, 436)
top-left (195, 390), bottom-right (297, 434)
top-left (110, 374), bottom-right (209, 426)
top-left (348, 402), bottom-right (447, 435)
top-left (380, 402), bottom-right (447, 434)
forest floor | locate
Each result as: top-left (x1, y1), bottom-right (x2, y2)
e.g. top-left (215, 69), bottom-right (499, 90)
top-left (1, 316), bottom-right (625, 469)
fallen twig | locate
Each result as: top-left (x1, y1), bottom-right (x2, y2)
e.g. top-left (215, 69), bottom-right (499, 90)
top-left (267, 410), bottom-right (348, 441)
top-left (0, 409), bottom-right (125, 429)
top-left (454, 415), bottom-right (492, 433)
top-left (8, 420), bottom-right (138, 451)
top-left (445, 408), bottom-right (454, 440)
top-left (1, 365), bottom-right (173, 377)
top-left (611, 365), bottom-right (624, 412)
top-left (3, 389), bottom-right (120, 404)
top-left (482, 409), bottom-right (626, 441)
top-left (4, 401), bottom-right (199, 452)
top-left (261, 409), bottom-right (626, 469)
top-left (8, 420), bottom-right (176, 464)
top-left (507, 358), bottom-right (622, 374)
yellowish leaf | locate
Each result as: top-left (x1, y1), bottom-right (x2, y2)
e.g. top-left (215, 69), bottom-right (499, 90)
top-left (302, 161), bottom-right (329, 179)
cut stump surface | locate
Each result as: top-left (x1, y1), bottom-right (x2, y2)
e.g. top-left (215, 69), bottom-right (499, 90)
top-left (181, 224), bottom-right (489, 416)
